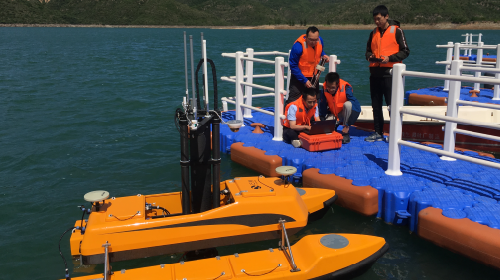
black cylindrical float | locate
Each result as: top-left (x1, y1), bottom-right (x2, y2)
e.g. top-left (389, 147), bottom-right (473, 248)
top-left (179, 116), bottom-right (191, 214)
top-left (212, 112), bottom-right (221, 208)
top-left (190, 120), bottom-right (212, 213)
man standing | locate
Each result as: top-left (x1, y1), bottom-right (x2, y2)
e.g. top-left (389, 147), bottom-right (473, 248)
top-left (365, 5), bottom-right (410, 142)
top-left (282, 88), bottom-right (320, 148)
top-left (287, 26), bottom-right (330, 105)
top-left (318, 72), bottom-right (361, 144)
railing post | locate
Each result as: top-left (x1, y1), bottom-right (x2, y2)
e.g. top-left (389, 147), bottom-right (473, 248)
top-left (493, 44), bottom-right (500, 100)
top-left (463, 33), bottom-right (469, 56)
top-left (453, 42), bottom-right (460, 61)
top-left (329, 55), bottom-right (340, 73)
top-left (273, 56), bottom-right (285, 141)
top-left (244, 48), bottom-right (254, 118)
top-left (385, 63), bottom-right (405, 176)
top-left (474, 42), bottom-right (483, 91)
top-left (285, 50), bottom-right (291, 100)
top-left (235, 51), bottom-right (245, 124)
top-left (222, 100), bottom-right (228, 112)
top-left (442, 59), bottom-right (463, 161)
top-left (443, 41), bottom-right (453, 91)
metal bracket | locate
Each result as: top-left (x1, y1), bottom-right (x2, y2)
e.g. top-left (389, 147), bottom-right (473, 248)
top-left (278, 219), bottom-right (300, 272)
top-left (102, 241), bottom-right (113, 280)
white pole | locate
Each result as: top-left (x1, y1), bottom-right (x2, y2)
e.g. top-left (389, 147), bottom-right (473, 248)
top-left (189, 35), bottom-right (197, 119)
top-left (184, 32), bottom-right (189, 103)
top-left (235, 51), bottom-right (245, 125)
top-left (329, 55), bottom-right (340, 73)
top-left (222, 100), bottom-right (228, 112)
top-left (463, 33), bottom-right (469, 56)
top-left (442, 59), bottom-right (463, 161)
top-left (386, 63), bottom-right (405, 176)
top-left (468, 34), bottom-right (473, 56)
top-left (444, 42), bottom-right (453, 91)
top-left (285, 50), bottom-right (291, 101)
top-left (474, 42), bottom-right (483, 91)
top-left (453, 43), bottom-right (460, 61)
top-left (202, 40), bottom-right (209, 113)
top-left (244, 48), bottom-right (254, 118)
top-left (273, 57), bottom-right (285, 141)
top-left (493, 44), bottom-right (500, 100)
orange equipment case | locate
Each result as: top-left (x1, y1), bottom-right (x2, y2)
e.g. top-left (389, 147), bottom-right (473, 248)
top-left (299, 131), bottom-right (342, 152)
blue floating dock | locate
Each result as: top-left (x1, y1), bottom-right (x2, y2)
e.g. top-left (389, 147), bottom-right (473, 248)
top-left (219, 108), bottom-right (500, 233)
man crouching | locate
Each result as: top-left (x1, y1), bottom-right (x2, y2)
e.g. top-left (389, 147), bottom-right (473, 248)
top-left (282, 88), bottom-right (319, 148)
top-left (318, 72), bottom-right (361, 144)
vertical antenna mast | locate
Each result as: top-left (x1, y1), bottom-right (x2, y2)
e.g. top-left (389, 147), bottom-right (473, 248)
top-left (202, 39), bottom-right (209, 114)
top-left (189, 35), bottom-right (197, 119)
top-left (183, 31), bottom-right (189, 105)
top-left (201, 32), bottom-right (208, 112)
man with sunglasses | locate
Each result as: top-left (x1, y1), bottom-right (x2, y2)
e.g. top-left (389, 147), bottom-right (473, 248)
top-left (287, 26), bottom-right (330, 106)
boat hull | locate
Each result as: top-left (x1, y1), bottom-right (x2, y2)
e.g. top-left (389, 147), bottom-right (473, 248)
top-left (66, 233), bottom-right (388, 280)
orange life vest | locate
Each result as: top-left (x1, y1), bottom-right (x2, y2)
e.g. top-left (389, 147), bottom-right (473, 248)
top-left (323, 79), bottom-right (351, 118)
top-left (283, 98), bottom-right (317, 128)
top-left (294, 34), bottom-right (323, 77)
top-left (370, 25), bottom-right (401, 68)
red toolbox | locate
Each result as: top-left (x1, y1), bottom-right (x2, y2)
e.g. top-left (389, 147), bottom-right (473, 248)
top-left (298, 132), bottom-right (343, 152)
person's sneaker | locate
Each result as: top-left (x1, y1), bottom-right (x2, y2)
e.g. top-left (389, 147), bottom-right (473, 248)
top-left (292, 139), bottom-right (302, 148)
top-left (364, 132), bottom-right (384, 142)
top-left (342, 133), bottom-right (350, 144)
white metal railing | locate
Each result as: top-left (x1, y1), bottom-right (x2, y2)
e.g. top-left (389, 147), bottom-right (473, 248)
top-left (461, 33), bottom-right (482, 56)
top-left (386, 60), bottom-right (500, 176)
top-left (221, 48), bottom-right (341, 141)
top-left (436, 42), bottom-right (499, 100)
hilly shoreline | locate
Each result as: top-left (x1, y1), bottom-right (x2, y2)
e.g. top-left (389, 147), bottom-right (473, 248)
top-left (2, 22), bottom-right (500, 30)
top-left (2, 0), bottom-right (500, 28)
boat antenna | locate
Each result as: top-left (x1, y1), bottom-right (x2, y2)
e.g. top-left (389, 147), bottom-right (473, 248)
top-left (183, 31), bottom-right (189, 106)
top-left (189, 35), bottom-right (197, 119)
top-left (202, 39), bottom-right (210, 114)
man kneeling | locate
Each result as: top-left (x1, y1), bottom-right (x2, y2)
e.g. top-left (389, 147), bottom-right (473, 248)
top-left (318, 72), bottom-right (361, 144)
top-left (283, 88), bottom-right (319, 148)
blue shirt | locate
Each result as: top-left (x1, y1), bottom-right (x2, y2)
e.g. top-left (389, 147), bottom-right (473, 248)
top-left (289, 36), bottom-right (326, 84)
top-left (318, 85), bottom-right (361, 118)
top-left (287, 104), bottom-right (319, 121)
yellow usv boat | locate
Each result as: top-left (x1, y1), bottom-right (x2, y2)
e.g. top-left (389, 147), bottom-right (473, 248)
top-left (69, 176), bottom-right (337, 264)
top-left (69, 232), bottom-right (388, 280)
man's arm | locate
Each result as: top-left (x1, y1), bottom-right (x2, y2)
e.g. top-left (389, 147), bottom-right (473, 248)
top-left (317, 89), bottom-right (329, 121)
top-left (345, 86), bottom-right (361, 113)
top-left (289, 42), bottom-right (308, 84)
top-left (289, 120), bottom-right (311, 131)
top-left (365, 31), bottom-right (374, 60)
top-left (287, 104), bottom-right (311, 131)
top-left (388, 28), bottom-right (410, 62)
top-left (319, 37), bottom-right (329, 62)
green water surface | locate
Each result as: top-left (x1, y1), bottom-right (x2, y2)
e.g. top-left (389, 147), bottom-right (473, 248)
top-left (1, 27), bottom-right (500, 280)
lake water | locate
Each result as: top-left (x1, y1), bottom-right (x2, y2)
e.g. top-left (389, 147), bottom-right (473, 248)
top-left (1, 27), bottom-right (500, 280)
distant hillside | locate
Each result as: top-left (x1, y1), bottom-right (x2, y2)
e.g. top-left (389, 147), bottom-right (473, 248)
top-left (1, 0), bottom-right (500, 26)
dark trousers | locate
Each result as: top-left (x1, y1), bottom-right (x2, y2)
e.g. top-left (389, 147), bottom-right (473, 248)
top-left (370, 76), bottom-right (392, 135)
top-left (283, 127), bottom-right (300, 144)
top-left (285, 75), bottom-right (319, 107)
